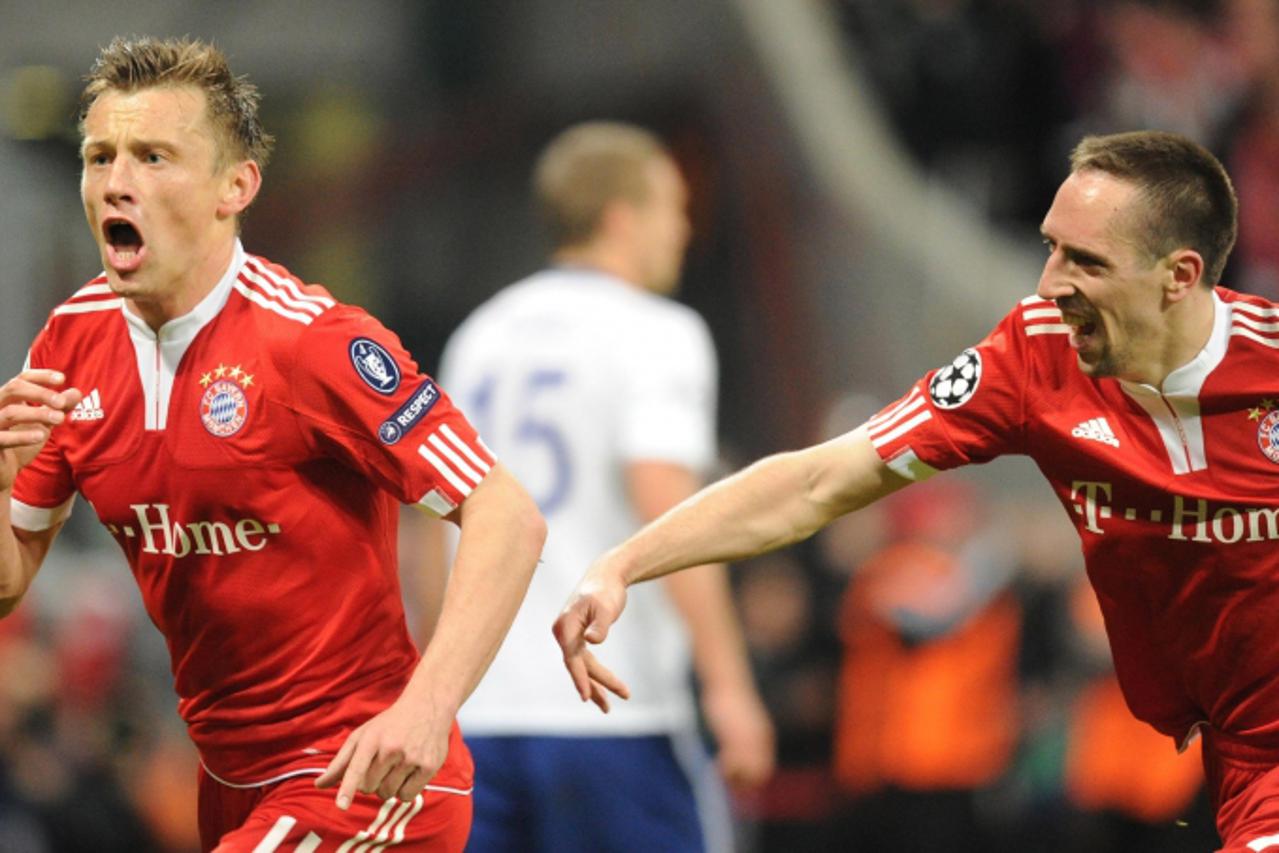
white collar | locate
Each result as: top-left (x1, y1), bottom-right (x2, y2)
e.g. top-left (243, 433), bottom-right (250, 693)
top-left (121, 240), bottom-right (246, 344)
top-left (1119, 289), bottom-right (1228, 399)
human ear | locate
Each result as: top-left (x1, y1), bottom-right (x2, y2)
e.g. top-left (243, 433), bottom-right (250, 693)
top-left (1164, 249), bottom-right (1205, 302)
top-left (218, 160), bottom-right (262, 218)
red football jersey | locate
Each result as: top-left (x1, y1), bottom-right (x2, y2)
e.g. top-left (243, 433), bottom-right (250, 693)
top-left (869, 288), bottom-right (1279, 750)
top-left (11, 243), bottom-right (493, 786)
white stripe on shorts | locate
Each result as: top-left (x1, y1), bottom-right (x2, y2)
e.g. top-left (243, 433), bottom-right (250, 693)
top-left (250, 815), bottom-right (297, 853)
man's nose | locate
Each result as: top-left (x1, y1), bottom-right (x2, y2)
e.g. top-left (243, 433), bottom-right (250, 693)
top-left (1036, 255), bottom-right (1072, 301)
top-left (103, 158), bottom-right (135, 205)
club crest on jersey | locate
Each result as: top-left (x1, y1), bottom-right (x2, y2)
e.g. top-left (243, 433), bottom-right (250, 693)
top-left (197, 363), bottom-right (255, 438)
top-left (928, 348), bottom-right (982, 410)
top-left (378, 380), bottom-right (441, 445)
top-left (1257, 408), bottom-right (1279, 466)
top-left (349, 338), bottom-right (401, 395)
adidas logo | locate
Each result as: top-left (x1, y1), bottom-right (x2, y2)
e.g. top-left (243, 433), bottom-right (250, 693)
top-left (1071, 416), bottom-right (1118, 447)
top-left (70, 388), bottom-right (105, 422)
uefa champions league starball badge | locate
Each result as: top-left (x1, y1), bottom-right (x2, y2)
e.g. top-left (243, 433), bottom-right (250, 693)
top-left (197, 363), bottom-right (254, 438)
top-left (928, 348), bottom-right (982, 410)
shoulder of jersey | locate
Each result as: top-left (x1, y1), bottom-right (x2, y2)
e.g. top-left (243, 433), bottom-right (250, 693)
top-left (232, 254), bottom-right (338, 331)
top-left (1218, 286), bottom-right (1279, 351)
top-left (48, 276), bottom-right (123, 324)
top-left (234, 255), bottom-right (338, 326)
top-left (594, 278), bottom-right (705, 334)
top-left (1016, 295), bottom-right (1070, 344)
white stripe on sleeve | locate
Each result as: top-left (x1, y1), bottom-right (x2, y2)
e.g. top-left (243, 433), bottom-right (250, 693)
top-left (231, 282), bottom-right (315, 325)
top-left (867, 388), bottom-right (922, 431)
top-left (418, 445), bottom-right (473, 496)
top-left (10, 496), bottom-right (76, 532)
top-left (440, 424), bottom-right (491, 474)
top-left (869, 410), bottom-right (932, 449)
top-left (428, 432), bottom-right (482, 485)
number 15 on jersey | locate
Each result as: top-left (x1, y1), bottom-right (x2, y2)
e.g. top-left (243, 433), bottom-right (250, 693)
top-left (467, 369), bottom-right (573, 515)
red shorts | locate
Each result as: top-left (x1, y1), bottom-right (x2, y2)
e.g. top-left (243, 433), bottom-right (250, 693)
top-left (1204, 728), bottom-right (1279, 852)
top-left (198, 768), bottom-right (472, 852)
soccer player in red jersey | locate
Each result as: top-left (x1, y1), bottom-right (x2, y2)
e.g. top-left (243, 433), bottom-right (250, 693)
top-left (556, 130), bottom-right (1279, 852)
top-left (0, 37), bottom-right (546, 852)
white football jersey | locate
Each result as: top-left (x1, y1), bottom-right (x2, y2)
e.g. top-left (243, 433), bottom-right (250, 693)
top-left (444, 266), bottom-right (717, 734)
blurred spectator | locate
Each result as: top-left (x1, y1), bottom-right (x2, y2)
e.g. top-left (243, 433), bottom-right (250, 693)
top-left (0, 586), bottom-right (163, 852)
top-left (830, 479), bottom-right (1020, 852)
top-left (732, 550), bottom-right (841, 852)
top-left (1057, 581), bottom-right (1216, 852)
top-left (1086, 1), bottom-right (1244, 145)
top-left (1222, 0), bottom-right (1279, 298)
top-left (999, 504), bottom-right (1217, 852)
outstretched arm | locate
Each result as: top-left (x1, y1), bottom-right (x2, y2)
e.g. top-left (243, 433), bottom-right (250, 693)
top-left (0, 370), bottom-right (83, 616)
top-left (554, 426), bottom-right (909, 705)
top-left (318, 463), bottom-right (546, 808)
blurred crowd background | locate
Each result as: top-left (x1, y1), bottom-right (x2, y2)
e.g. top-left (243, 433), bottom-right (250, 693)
top-left (1, 0), bottom-right (1273, 849)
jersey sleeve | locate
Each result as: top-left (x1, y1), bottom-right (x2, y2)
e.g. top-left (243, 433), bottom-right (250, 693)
top-left (616, 308), bottom-right (718, 473)
top-left (11, 330), bottom-right (78, 531)
top-left (866, 304), bottom-right (1032, 482)
top-left (286, 306), bottom-right (496, 517)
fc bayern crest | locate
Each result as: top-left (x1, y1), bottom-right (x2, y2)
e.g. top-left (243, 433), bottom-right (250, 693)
top-left (928, 348), bottom-right (982, 410)
top-left (1258, 410), bottom-right (1279, 465)
top-left (201, 379), bottom-right (249, 437)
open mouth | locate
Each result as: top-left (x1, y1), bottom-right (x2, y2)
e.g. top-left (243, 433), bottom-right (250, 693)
top-left (1061, 314), bottom-right (1100, 353)
top-left (1068, 319), bottom-right (1097, 336)
top-left (103, 218), bottom-right (145, 271)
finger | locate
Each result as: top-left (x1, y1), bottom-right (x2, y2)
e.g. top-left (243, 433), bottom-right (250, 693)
top-left (315, 732), bottom-right (360, 789)
top-left (1, 375), bottom-right (76, 410)
top-left (364, 748), bottom-right (407, 796)
top-left (377, 762), bottom-right (416, 801)
top-left (587, 678), bottom-right (610, 713)
top-left (0, 403), bottom-right (64, 429)
top-left (395, 766), bottom-right (433, 803)
top-left (554, 613), bottom-right (594, 702)
top-left (17, 369), bottom-right (68, 387)
top-left (55, 387), bottom-right (84, 411)
top-left (552, 607), bottom-right (586, 652)
top-left (336, 737), bottom-right (379, 810)
top-left (0, 428), bottom-right (51, 450)
top-left (584, 650), bottom-right (629, 700)
top-left (315, 731), bottom-right (363, 792)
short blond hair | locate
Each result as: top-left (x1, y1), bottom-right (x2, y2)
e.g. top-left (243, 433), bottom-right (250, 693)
top-left (80, 36), bottom-right (274, 169)
top-left (533, 122), bottom-right (669, 248)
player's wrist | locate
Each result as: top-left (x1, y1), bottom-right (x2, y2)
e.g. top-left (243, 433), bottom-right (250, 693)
top-left (396, 676), bottom-right (461, 725)
top-left (592, 549), bottom-right (639, 590)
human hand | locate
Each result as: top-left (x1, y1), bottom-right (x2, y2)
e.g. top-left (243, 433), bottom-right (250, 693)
top-left (552, 565), bottom-right (632, 712)
top-left (314, 699), bottom-right (451, 810)
top-left (701, 683), bottom-right (775, 791)
top-left (0, 370), bottom-right (83, 492)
